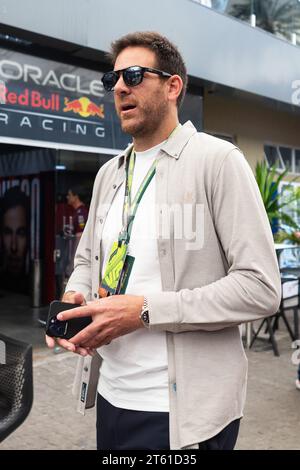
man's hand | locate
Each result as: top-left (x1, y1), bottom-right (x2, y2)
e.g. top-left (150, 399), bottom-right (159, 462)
top-left (45, 291), bottom-right (93, 356)
top-left (55, 294), bottom-right (144, 350)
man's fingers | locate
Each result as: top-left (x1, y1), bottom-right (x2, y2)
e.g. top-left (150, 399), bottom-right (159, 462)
top-left (74, 346), bottom-right (90, 356)
top-left (81, 332), bottom-right (112, 349)
top-left (86, 348), bottom-right (97, 356)
top-left (73, 293), bottom-right (87, 305)
top-left (82, 338), bottom-right (111, 349)
top-left (55, 339), bottom-right (89, 356)
top-left (56, 338), bottom-right (77, 352)
top-left (57, 305), bottom-right (95, 321)
top-left (46, 335), bottom-right (55, 348)
top-left (62, 291), bottom-right (86, 305)
top-left (46, 335), bottom-right (88, 355)
top-left (68, 322), bottom-right (97, 345)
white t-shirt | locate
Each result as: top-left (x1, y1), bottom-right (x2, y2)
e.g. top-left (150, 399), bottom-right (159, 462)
top-left (97, 141), bottom-right (169, 412)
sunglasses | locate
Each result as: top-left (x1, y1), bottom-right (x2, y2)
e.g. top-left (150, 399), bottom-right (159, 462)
top-left (101, 65), bottom-right (172, 92)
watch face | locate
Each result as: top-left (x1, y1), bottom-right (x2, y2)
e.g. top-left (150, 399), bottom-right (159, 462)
top-left (142, 311), bottom-right (149, 324)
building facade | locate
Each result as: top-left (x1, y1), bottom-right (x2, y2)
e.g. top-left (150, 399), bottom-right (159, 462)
top-left (0, 0), bottom-right (299, 338)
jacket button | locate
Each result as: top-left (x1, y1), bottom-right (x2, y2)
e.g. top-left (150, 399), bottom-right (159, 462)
top-left (113, 184), bottom-right (117, 189)
top-left (100, 218), bottom-right (103, 224)
top-left (94, 293), bottom-right (98, 298)
top-left (95, 256), bottom-right (99, 261)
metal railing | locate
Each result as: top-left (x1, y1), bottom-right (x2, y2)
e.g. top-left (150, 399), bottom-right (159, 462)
top-left (191, 0), bottom-right (300, 47)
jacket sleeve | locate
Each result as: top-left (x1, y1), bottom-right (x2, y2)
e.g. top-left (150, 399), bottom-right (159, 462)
top-left (147, 149), bottom-right (282, 333)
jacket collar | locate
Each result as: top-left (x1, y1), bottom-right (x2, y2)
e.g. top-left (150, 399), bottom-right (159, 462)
top-left (160, 121), bottom-right (197, 159)
top-left (117, 121), bottom-right (198, 168)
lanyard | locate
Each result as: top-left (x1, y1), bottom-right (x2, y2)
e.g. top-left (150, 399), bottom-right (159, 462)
top-left (118, 124), bottom-right (180, 247)
top-left (100, 125), bottom-right (180, 297)
top-left (118, 149), bottom-right (156, 246)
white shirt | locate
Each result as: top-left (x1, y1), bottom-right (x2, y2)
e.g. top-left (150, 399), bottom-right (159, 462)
top-left (97, 141), bottom-right (169, 412)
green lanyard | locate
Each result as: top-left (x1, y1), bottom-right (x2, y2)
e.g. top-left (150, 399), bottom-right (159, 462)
top-left (118, 125), bottom-right (180, 247)
top-left (100, 125), bottom-right (180, 297)
top-left (118, 148), bottom-right (156, 246)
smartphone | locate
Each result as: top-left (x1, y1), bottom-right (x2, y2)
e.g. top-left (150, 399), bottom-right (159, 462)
top-left (46, 300), bottom-right (92, 340)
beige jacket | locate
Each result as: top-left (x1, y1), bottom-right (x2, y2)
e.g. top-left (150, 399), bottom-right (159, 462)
top-left (67, 121), bottom-right (281, 449)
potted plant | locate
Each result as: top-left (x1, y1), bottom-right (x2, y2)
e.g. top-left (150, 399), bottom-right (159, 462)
top-left (255, 160), bottom-right (300, 234)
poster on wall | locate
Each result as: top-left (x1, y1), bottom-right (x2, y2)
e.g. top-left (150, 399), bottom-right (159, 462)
top-left (0, 47), bottom-right (203, 152)
top-left (0, 176), bottom-right (40, 295)
top-left (0, 47), bottom-right (131, 150)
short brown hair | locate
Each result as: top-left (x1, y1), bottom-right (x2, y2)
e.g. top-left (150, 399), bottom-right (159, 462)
top-left (109, 31), bottom-right (188, 108)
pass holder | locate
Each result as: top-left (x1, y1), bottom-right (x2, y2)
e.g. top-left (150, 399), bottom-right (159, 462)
top-left (116, 253), bottom-right (135, 295)
top-left (100, 218), bottom-right (136, 295)
top-left (100, 239), bottom-right (128, 295)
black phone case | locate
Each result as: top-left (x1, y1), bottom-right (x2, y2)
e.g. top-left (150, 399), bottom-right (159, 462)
top-left (46, 300), bottom-right (92, 340)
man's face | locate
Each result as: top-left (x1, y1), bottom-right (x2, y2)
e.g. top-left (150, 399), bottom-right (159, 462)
top-left (2, 205), bottom-right (27, 276)
top-left (113, 46), bottom-right (170, 138)
top-left (67, 190), bottom-right (76, 207)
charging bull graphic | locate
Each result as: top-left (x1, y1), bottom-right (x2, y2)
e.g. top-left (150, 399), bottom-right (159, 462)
top-left (63, 97), bottom-right (105, 119)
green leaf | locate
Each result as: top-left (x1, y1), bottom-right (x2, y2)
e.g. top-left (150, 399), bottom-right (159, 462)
top-left (255, 159), bottom-right (300, 237)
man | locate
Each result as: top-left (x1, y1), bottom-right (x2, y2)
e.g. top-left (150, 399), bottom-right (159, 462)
top-left (66, 186), bottom-right (89, 238)
top-left (64, 186), bottom-right (89, 278)
top-left (46, 31), bottom-right (281, 450)
top-left (0, 186), bottom-right (30, 293)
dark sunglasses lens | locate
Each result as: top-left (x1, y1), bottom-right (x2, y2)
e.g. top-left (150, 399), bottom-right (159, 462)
top-left (123, 68), bottom-right (143, 87)
top-left (102, 71), bottom-right (118, 91)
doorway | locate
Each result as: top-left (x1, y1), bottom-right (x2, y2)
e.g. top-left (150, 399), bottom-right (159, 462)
top-left (54, 150), bottom-right (112, 299)
top-left (0, 144), bottom-right (113, 344)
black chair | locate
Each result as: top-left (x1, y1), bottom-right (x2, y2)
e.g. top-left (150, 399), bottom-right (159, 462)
top-left (249, 312), bottom-right (281, 357)
top-left (0, 334), bottom-right (33, 443)
top-left (278, 269), bottom-right (300, 340)
top-left (250, 274), bottom-right (299, 356)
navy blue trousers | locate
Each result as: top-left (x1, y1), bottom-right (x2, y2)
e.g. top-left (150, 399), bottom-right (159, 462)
top-left (96, 394), bottom-right (240, 450)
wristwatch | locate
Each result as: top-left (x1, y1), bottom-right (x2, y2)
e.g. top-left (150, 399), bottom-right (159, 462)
top-left (140, 297), bottom-right (150, 328)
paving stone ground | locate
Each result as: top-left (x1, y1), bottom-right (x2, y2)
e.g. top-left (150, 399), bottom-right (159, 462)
top-left (1, 304), bottom-right (300, 450)
top-left (1, 349), bottom-right (96, 450)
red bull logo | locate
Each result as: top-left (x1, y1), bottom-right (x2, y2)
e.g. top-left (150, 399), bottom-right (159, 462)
top-left (63, 97), bottom-right (104, 119)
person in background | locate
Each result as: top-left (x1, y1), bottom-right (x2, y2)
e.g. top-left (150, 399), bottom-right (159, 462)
top-left (0, 186), bottom-right (30, 293)
top-left (66, 186), bottom-right (89, 238)
top-left (64, 186), bottom-right (89, 279)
